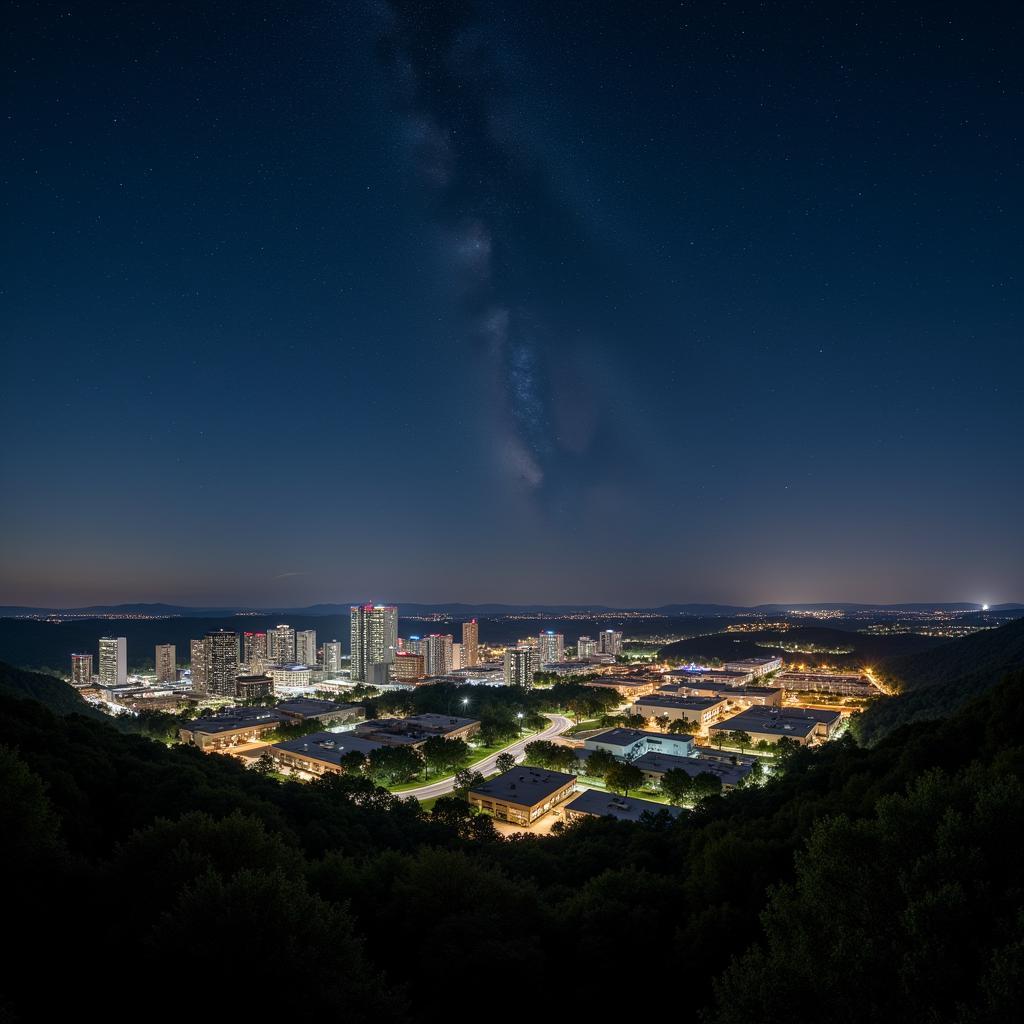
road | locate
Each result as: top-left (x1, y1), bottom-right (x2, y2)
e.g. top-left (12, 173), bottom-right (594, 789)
top-left (400, 713), bottom-right (574, 801)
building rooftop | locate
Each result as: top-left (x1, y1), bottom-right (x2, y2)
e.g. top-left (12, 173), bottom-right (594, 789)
top-left (723, 657), bottom-right (782, 667)
top-left (272, 731), bottom-right (382, 765)
top-left (587, 727), bottom-right (694, 749)
top-left (709, 705), bottom-right (840, 737)
top-left (632, 750), bottom-right (754, 786)
top-left (470, 766), bottom-right (576, 807)
top-left (186, 707), bottom-right (287, 734)
top-left (276, 697), bottom-right (351, 718)
top-left (564, 789), bottom-right (682, 823)
top-left (633, 694), bottom-right (725, 710)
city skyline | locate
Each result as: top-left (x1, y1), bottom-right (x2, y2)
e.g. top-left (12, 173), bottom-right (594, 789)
top-left (2, 2), bottom-right (1021, 609)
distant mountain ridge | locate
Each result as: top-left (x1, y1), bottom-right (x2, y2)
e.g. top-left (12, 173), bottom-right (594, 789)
top-left (2, 600), bottom-right (1020, 618)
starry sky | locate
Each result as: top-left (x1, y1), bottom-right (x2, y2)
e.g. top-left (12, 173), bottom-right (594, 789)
top-left (2, 0), bottom-right (1022, 608)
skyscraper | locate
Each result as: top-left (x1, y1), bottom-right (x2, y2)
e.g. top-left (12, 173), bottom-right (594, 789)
top-left (503, 646), bottom-right (537, 687)
top-left (190, 637), bottom-right (209, 692)
top-left (461, 619), bottom-right (479, 666)
top-left (98, 636), bottom-right (127, 686)
top-left (155, 643), bottom-right (177, 684)
top-left (577, 636), bottom-right (598, 658)
top-left (243, 631), bottom-right (268, 673)
top-left (421, 633), bottom-right (454, 677)
top-left (295, 629), bottom-right (317, 667)
top-left (599, 629), bottom-right (623, 656)
top-left (350, 604), bottom-right (398, 683)
top-left (205, 630), bottom-right (239, 697)
top-left (70, 652), bottom-right (93, 685)
top-left (269, 624), bottom-right (296, 664)
top-left (322, 640), bottom-right (343, 675)
top-left (537, 631), bottom-right (565, 665)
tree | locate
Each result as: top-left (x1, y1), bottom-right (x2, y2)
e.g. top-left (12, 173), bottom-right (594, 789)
top-left (453, 768), bottom-right (485, 797)
top-left (606, 761), bottom-right (644, 797)
top-left (691, 771), bottom-right (723, 799)
top-left (660, 767), bottom-right (694, 805)
top-left (583, 747), bottom-right (617, 780)
top-left (251, 751), bottom-right (275, 776)
top-left (494, 752), bottom-right (517, 774)
top-left (338, 749), bottom-right (368, 775)
top-left (730, 730), bottom-right (752, 754)
top-left (367, 745), bottom-right (423, 786)
top-left (668, 718), bottom-right (693, 735)
top-left (421, 736), bottom-right (470, 778)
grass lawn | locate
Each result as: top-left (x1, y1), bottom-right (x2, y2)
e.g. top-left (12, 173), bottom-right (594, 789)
top-left (565, 718), bottom-right (604, 736)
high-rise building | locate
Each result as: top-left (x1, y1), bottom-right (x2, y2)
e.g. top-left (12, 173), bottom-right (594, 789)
top-left (577, 636), bottom-right (598, 658)
top-left (322, 640), bottom-right (343, 675)
top-left (155, 643), bottom-right (177, 684)
top-left (421, 633), bottom-right (454, 677)
top-left (503, 646), bottom-right (537, 687)
top-left (190, 637), bottom-right (209, 692)
top-left (71, 653), bottom-right (93, 686)
top-left (269, 624), bottom-right (296, 665)
top-left (599, 629), bottom-right (624, 656)
top-left (98, 637), bottom-right (127, 687)
top-left (537, 631), bottom-right (565, 665)
top-left (350, 604), bottom-right (398, 683)
top-left (392, 651), bottom-right (425, 681)
top-left (452, 642), bottom-right (463, 670)
top-left (205, 630), bottom-right (239, 697)
top-left (243, 631), bottom-right (268, 673)
top-left (295, 629), bottom-right (317, 667)
top-left (462, 619), bottom-right (479, 666)
top-left (401, 635), bottom-right (422, 655)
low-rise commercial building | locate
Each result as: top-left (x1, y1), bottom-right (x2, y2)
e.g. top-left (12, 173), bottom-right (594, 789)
top-left (631, 693), bottom-right (730, 727)
top-left (468, 767), bottom-right (577, 826)
top-left (659, 680), bottom-right (783, 707)
top-left (354, 713), bottom-right (480, 747)
top-left (235, 674), bottom-right (274, 700)
top-left (179, 707), bottom-right (289, 750)
top-left (583, 727), bottom-right (695, 760)
top-left (708, 705), bottom-right (842, 746)
top-left (276, 697), bottom-right (364, 726)
top-left (632, 750), bottom-right (755, 790)
top-left (584, 676), bottom-right (661, 698)
top-left (563, 789), bottom-right (682, 823)
top-left (271, 732), bottom-right (383, 777)
top-left (723, 656), bottom-right (783, 677)
top-left (662, 667), bottom-right (754, 686)
top-left (269, 665), bottom-right (312, 692)
top-left (775, 670), bottom-right (878, 696)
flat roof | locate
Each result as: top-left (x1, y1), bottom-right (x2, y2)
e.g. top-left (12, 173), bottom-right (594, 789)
top-left (708, 706), bottom-right (840, 737)
top-left (723, 657), bottom-right (782, 666)
top-left (632, 751), bottom-right (754, 785)
top-left (587, 727), bottom-right (693, 749)
top-left (633, 694), bottom-right (726, 710)
top-left (662, 668), bottom-right (750, 679)
top-left (565, 789), bottom-right (682, 822)
top-left (186, 707), bottom-right (287, 734)
top-left (272, 731), bottom-right (382, 765)
top-left (470, 767), bottom-right (576, 807)
top-left (276, 697), bottom-right (351, 717)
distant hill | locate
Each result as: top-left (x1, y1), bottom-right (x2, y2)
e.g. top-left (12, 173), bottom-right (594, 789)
top-left (0, 662), bottom-right (106, 719)
top-left (855, 616), bottom-right (1024, 744)
top-left (657, 626), bottom-right (946, 668)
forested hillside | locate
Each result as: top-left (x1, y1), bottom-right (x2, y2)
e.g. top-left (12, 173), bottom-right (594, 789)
top-left (1, 649), bottom-right (1023, 1022)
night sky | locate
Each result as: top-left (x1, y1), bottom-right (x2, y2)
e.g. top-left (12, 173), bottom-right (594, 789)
top-left (3, 1), bottom-right (1022, 608)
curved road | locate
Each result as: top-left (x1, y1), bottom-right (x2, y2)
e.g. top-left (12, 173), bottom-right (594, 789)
top-left (401, 713), bottom-right (574, 801)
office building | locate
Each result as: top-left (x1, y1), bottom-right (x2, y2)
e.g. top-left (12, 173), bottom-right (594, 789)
top-left (391, 652), bottom-right (425, 681)
top-left (468, 767), bottom-right (577, 827)
top-left (269, 624), bottom-right (296, 665)
top-left (537, 631), bottom-right (565, 665)
top-left (205, 630), bottom-right (239, 697)
top-left (503, 646), bottom-right (537, 687)
top-left (421, 633), bottom-right (454, 677)
top-left (235, 674), bottom-right (274, 701)
top-left (70, 653), bottom-right (93, 686)
top-left (564, 789), bottom-right (683, 824)
top-left (190, 637), bottom-right (209, 692)
top-left (98, 637), bottom-right (127, 687)
top-left (583, 728), bottom-right (695, 761)
top-left (295, 629), bottom-right (317, 667)
top-left (401, 635), bottom-right (422, 654)
top-left (576, 636), bottom-right (598, 658)
top-left (451, 642), bottom-right (463, 670)
top-left (708, 706), bottom-right (842, 746)
top-left (722, 656), bottom-right (783, 677)
top-left (350, 604), bottom-right (398, 683)
top-left (631, 693), bottom-right (729, 727)
top-left (322, 640), bottom-right (343, 675)
top-left (243, 631), bottom-right (268, 673)
top-left (155, 643), bottom-right (176, 684)
top-left (598, 630), bottom-right (623, 657)
top-left (462, 619), bottom-right (479, 666)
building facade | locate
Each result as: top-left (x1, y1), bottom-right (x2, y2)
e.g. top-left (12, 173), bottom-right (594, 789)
top-left (295, 629), bottom-right (317, 667)
top-left (98, 636), bottom-right (127, 687)
top-left (71, 652), bottom-right (93, 685)
top-left (155, 643), bottom-right (176, 684)
top-left (350, 604), bottom-right (398, 683)
top-left (421, 633), bottom-right (454, 677)
top-left (462, 618), bottom-right (479, 666)
top-left (322, 640), bottom-right (343, 675)
top-left (205, 630), bottom-right (239, 697)
top-left (503, 645), bottom-right (538, 687)
top-left (537, 631), bottom-right (565, 665)
top-left (269, 624), bottom-right (296, 665)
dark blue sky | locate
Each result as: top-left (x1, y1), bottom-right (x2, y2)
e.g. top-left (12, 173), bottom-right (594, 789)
top-left (3, 1), bottom-right (1022, 608)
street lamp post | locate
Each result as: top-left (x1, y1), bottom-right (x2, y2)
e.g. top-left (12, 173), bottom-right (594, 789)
top-left (517, 711), bottom-right (524, 737)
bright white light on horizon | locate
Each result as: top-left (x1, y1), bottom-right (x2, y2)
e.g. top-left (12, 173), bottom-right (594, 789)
top-left (982, 603), bottom-right (990, 611)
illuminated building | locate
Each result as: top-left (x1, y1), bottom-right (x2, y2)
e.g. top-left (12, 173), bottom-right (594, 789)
top-left (576, 636), bottom-right (598, 658)
top-left (155, 643), bottom-right (177, 684)
top-left (468, 767), bottom-right (576, 826)
top-left (190, 637), bottom-right (209, 692)
top-left (243, 631), bottom-right (268, 673)
top-left (722, 656), bottom-right (783, 677)
top-left (392, 651), bottom-right (425, 681)
top-left (599, 630), bottom-right (623, 656)
top-left (462, 618), bottom-right (479, 666)
top-left (349, 604), bottom-right (398, 683)
top-left (98, 636), bottom-right (127, 686)
top-left (503, 645), bottom-right (537, 687)
top-left (295, 628), bottom-right (317, 667)
top-left (71, 652), bottom-right (93, 685)
top-left (421, 633), bottom-right (454, 676)
top-left (322, 640), bottom-right (343, 675)
top-left (537, 630), bottom-right (565, 664)
top-left (205, 630), bottom-right (239, 697)
top-left (269, 624), bottom-right (296, 664)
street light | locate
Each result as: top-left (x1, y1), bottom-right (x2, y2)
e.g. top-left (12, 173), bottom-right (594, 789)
top-left (517, 711), bottom-right (524, 737)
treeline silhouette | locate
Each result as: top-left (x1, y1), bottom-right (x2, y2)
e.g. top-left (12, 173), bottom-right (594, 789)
top-left (1, 646), bottom-right (1023, 1021)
